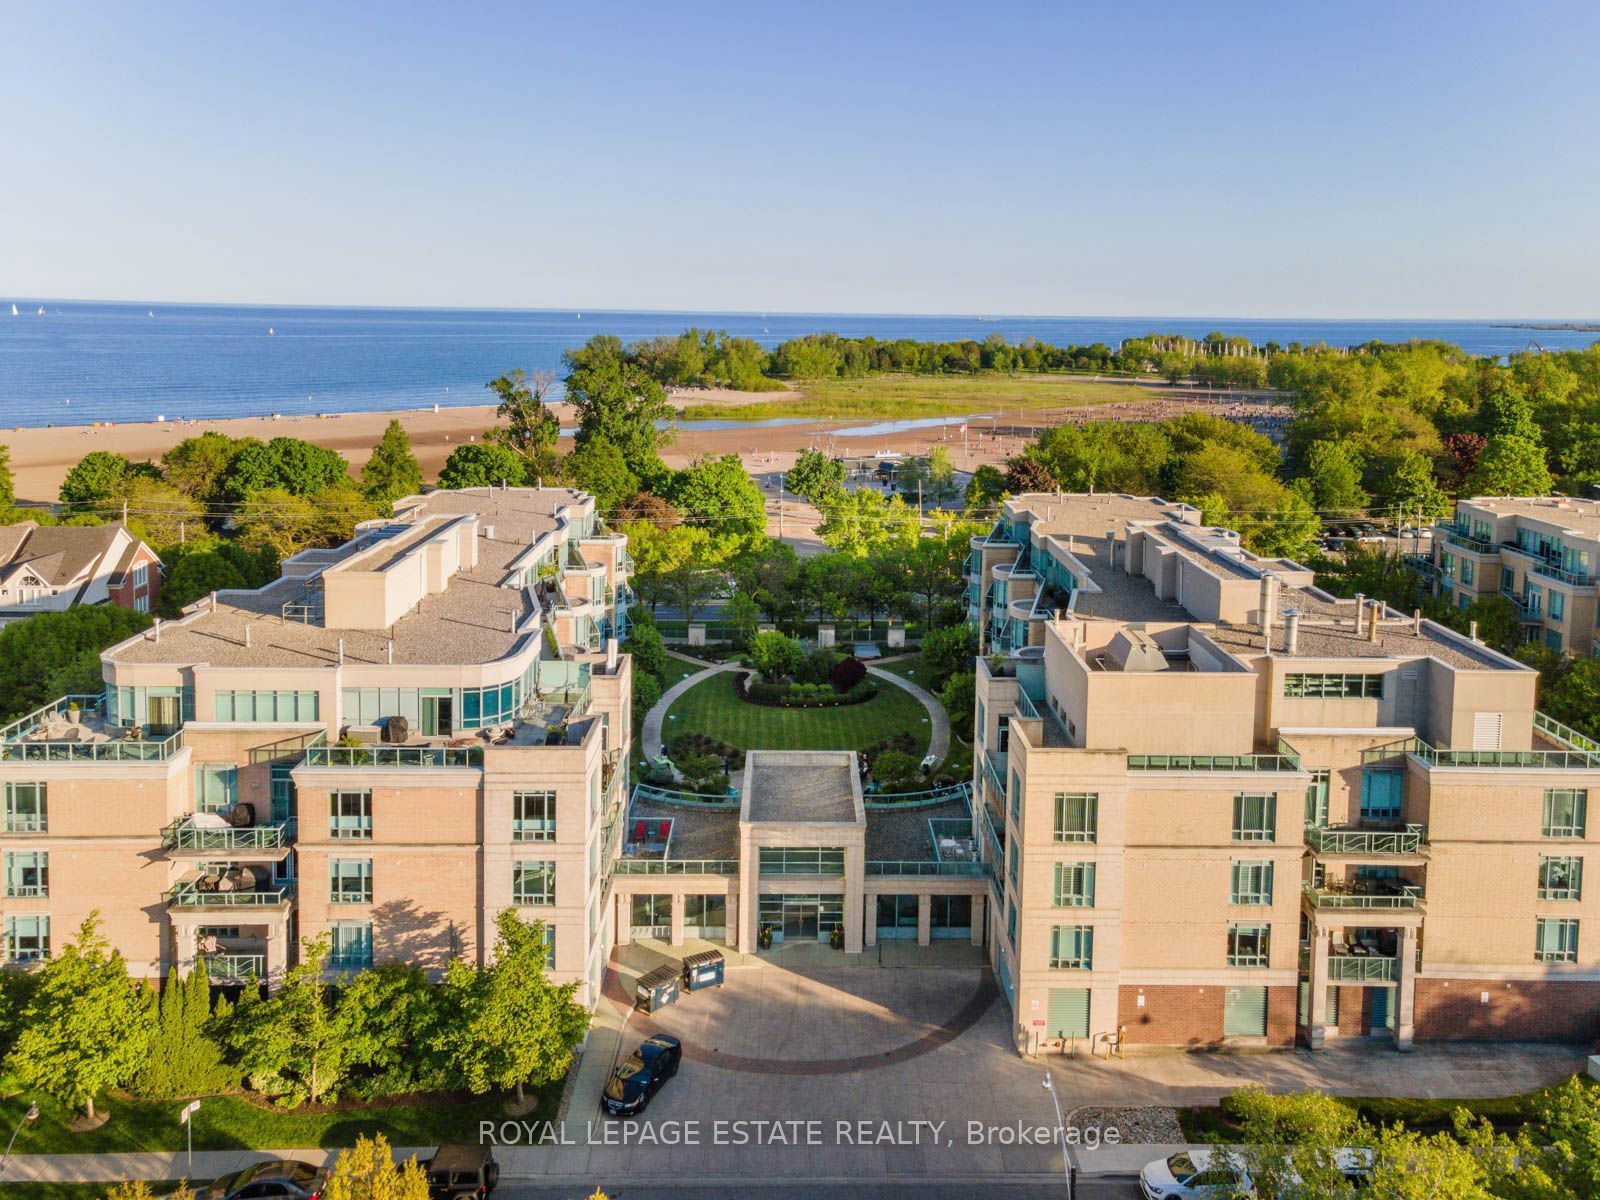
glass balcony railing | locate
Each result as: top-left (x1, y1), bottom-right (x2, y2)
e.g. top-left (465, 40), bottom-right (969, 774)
top-left (1535, 712), bottom-right (1600, 755)
top-left (1435, 525), bottom-right (1494, 554)
top-left (197, 952), bottom-right (266, 981)
top-left (303, 744), bottom-right (484, 768)
top-left (1305, 824), bottom-right (1426, 856)
top-left (1128, 751), bottom-right (1302, 772)
top-left (163, 819), bottom-right (290, 853)
top-left (1363, 733), bottom-right (1600, 771)
top-left (612, 859), bottom-right (739, 876)
top-left (865, 861), bottom-right (989, 876)
top-left (1499, 587), bottom-right (1542, 621)
top-left (165, 882), bottom-right (296, 909)
top-left (982, 750), bottom-right (1008, 798)
top-left (1302, 883), bottom-right (1423, 910)
top-left (1298, 948), bottom-right (1399, 982)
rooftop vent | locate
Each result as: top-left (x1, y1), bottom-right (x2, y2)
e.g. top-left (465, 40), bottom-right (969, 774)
top-left (481, 524), bottom-right (496, 540)
top-left (1107, 626), bottom-right (1168, 672)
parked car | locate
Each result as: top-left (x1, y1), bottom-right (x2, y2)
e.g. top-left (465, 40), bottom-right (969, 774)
top-left (199, 1160), bottom-right (328, 1200)
top-left (1139, 1149), bottom-right (1248, 1198)
top-left (424, 1144), bottom-right (499, 1200)
top-left (601, 1034), bottom-right (682, 1116)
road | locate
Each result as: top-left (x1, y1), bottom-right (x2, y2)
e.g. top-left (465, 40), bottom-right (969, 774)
top-left (502, 1179), bottom-right (1139, 1199)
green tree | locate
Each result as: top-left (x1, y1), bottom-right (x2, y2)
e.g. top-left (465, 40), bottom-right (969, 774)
top-left (485, 369), bottom-right (561, 481)
top-left (1363, 1123), bottom-right (1500, 1200)
top-left (921, 622), bottom-right (978, 686)
top-left (6, 913), bottom-right (155, 1120)
top-left (1217, 1087), bottom-right (1368, 1200)
top-left (894, 515), bottom-right (983, 629)
top-left (785, 448), bottom-right (846, 507)
top-left (816, 488), bottom-right (920, 557)
top-left (161, 432), bottom-right (251, 504)
top-left (337, 963), bottom-right (446, 1097)
top-left (670, 455), bottom-right (767, 543)
top-left (723, 591), bottom-right (761, 649)
top-left (624, 620), bottom-right (669, 683)
top-left (0, 443), bottom-right (13, 507)
top-left (121, 477), bottom-right (206, 549)
top-left (1002, 454), bottom-right (1056, 494)
top-left (361, 420), bottom-right (423, 505)
top-left (213, 934), bottom-right (349, 1104)
top-left (1464, 594), bottom-right (1525, 654)
top-left (563, 437), bottom-right (639, 512)
top-left (1374, 449), bottom-right (1450, 521)
top-left (0, 606), bottom-right (152, 721)
top-left (748, 630), bottom-right (803, 682)
top-left (631, 670), bottom-right (662, 728)
top-left (964, 464), bottom-right (1007, 511)
top-left (438, 442), bottom-right (529, 490)
top-left (159, 552), bottom-right (248, 617)
top-left (222, 438), bottom-right (349, 500)
top-left (432, 911), bottom-right (589, 1104)
top-left (1466, 435), bottom-right (1553, 496)
top-left (323, 1133), bottom-right (430, 1200)
top-left (1302, 440), bottom-right (1369, 514)
top-left (135, 964), bottom-right (236, 1099)
top-left (562, 336), bottom-right (676, 481)
top-left (1538, 657), bottom-right (1600, 740)
top-left (941, 671), bottom-right (976, 741)
top-left (59, 451), bottom-right (134, 512)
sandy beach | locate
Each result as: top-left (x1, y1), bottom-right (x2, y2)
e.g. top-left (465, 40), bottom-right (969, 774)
top-left (2, 387), bottom-right (1289, 505)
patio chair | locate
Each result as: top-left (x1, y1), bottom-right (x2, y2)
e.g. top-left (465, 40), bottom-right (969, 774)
top-left (633, 821), bottom-right (647, 842)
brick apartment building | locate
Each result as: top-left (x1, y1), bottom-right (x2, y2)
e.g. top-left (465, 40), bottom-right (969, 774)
top-left (0, 487), bottom-right (633, 1007)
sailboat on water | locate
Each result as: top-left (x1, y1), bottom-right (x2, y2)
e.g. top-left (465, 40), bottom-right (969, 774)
top-left (36, 306), bottom-right (45, 315)
top-left (9, 304), bottom-right (16, 317)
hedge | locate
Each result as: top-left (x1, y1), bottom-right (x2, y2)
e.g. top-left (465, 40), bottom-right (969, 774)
top-left (734, 672), bottom-right (878, 709)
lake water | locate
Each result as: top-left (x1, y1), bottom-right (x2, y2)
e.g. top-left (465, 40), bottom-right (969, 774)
top-left (1, 301), bottom-right (1595, 428)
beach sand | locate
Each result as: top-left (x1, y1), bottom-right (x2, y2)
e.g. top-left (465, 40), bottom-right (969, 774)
top-left (3, 387), bottom-right (1288, 505)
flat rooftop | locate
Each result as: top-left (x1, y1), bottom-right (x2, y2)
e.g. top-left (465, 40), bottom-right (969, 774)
top-left (1459, 496), bottom-right (1600, 540)
top-left (107, 487), bottom-right (591, 669)
top-left (743, 750), bottom-right (862, 824)
top-left (629, 797), bottom-right (739, 861)
top-left (865, 799), bottom-right (971, 860)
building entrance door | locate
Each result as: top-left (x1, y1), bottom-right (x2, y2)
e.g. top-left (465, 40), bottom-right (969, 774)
top-left (783, 904), bottom-right (819, 942)
top-left (422, 694), bottom-right (453, 736)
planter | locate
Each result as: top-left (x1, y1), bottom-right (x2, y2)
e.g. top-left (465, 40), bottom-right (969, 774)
top-left (758, 925), bottom-right (774, 951)
top-left (828, 927), bottom-right (844, 950)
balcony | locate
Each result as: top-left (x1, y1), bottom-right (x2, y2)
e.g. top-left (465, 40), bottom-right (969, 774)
top-left (197, 952), bottom-right (266, 981)
top-left (1501, 542), bottom-right (1593, 587)
top-left (1363, 734), bottom-right (1600, 771)
top-left (1, 695), bottom-right (185, 763)
top-left (165, 878), bottom-right (295, 910)
top-left (1436, 525), bottom-right (1494, 555)
top-left (1499, 587), bottom-right (1542, 622)
top-left (1302, 882), bottom-right (1423, 910)
top-left (1298, 948), bottom-right (1399, 982)
top-left (1402, 553), bottom-right (1440, 578)
top-left (981, 802), bottom-right (1005, 866)
top-left (303, 743), bottom-right (485, 768)
top-left (982, 750), bottom-right (1008, 799)
top-left (1127, 750), bottom-right (1302, 772)
top-left (163, 817), bottom-right (291, 856)
top-left (1305, 824), bottom-right (1427, 857)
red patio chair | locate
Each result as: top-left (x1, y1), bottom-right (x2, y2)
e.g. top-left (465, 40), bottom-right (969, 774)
top-left (633, 821), bottom-right (647, 842)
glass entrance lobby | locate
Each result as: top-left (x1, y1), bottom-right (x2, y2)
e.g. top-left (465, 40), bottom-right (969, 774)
top-left (759, 894), bottom-right (844, 943)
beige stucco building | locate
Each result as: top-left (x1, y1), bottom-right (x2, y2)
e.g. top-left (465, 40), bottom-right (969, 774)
top-left (972, 493), bottom-right (1600, 1054)
top-left (1415, 495), bottom-right (1600, 657)
top-left (0, 487), bottom-right (633, 1007)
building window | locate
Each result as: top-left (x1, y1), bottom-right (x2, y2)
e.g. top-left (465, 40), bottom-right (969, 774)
top-left (214, 690), bottom-right (320, 723)
top-left (1361, 768), bottom-right (1404, 823)
top-left (1545, 629), bottom-right (1564, 652)
top-left (1535, 918), bottom-right (1579, 963)
top-left (1008, 840), bottom-right (1018, 886)
top-left (631, 893), bottom-right (671, 933)
top-left (1230, 861), bottom-right (1274, 906)
top-left (1550, 591), bottom-right (1566, 622)
top-left (1543, 789), bottom-right (1588, 839)
top-left (3, 782), bottom-right (46, 834)
top-left (1053, 862), bottom-right (1096, 907)
top-left (513, 860), bottom-right (556, 906)
top-left (542, 925), bottom-right (556, 970)
top-left (1049, 925), bottom-right (1093, 970)
top-left (329, 922), bottom-right (373, 969)
top-left (329, 859), bottom-right (372, 904)
top-left (1232, 793), bottom-right (1276, 843)
top-left (1283, 673), bottom-right (1384, 699)
top-left (757, 847), bottom-right (846, 876)
top-left (1009, 769), bottom-right (1021, 825)
top-left (133, 594), bottom-right (150, 612)
top-left (1461, 559), bottom-right (1475, 586)
top-left (1053, 793), bottom-right (1098, 843)
top-left (4, 851), bottom-right (48, 898)
top-left (329, 791), bottom-right (373, 839)
top-left (513, 791), bottom-right (556, 841)
top-left (132, 563), bottom-right (149, 589)
top-left (1305, 771), bottom-right (1330, 828)
top-left (194, 764), bottom-right (238, 815)
top-left (1007, 900), bottom-right (1017, 946)
top-left (4, 915), bottom-right (49, 963)
top-left (1227, 923), bottom-right (1272, 967)
top-left (269, 764), bottom-right (295, 824)
top-left (1539, 856), bottom-right (1583, 901)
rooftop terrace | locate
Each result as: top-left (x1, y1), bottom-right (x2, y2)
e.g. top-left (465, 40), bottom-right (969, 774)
top-left (1459, 496), bottom-right (1600, 539)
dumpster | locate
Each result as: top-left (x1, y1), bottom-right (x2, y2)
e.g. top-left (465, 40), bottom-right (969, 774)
top-left (635, 964), bottom-right (681, 1012)
top-left (680, 949), bottom-right (725, 992)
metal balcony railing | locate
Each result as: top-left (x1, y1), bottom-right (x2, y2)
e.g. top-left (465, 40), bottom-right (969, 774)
top-left (865, 861), bottom-right (989, 877)
top-left (611, 859), bottom-right (739, 876)
top-left (197, 953), bottom-right (266, 981)
top-left (1499, 587), bottom-right (1542, 621)
top-left (163, 820), bottom-right (290, 853)
top-left (1535, 712), bottom-right (1600, 755)
top-left (1128, 751), bottom-right (1302, 772)
top-left (165, 882), bottom-right (295, 909)
top-left (1437, 526), bottom-right (1494, 554)
top-left (1302, 883), bottom-right (1423, 910)
top-left (303, 744), bottom-right (484, 768)
top-left (1363, 733), bottom-right (1600, 771)
top-left (982, 750), bottom-right (1008, 799)
top-left (1305, 824), bottom-right (1426, 856)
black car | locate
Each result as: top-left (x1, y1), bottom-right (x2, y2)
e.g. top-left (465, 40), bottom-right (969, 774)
top-left (198, 1159), bottom-right (327, 1200)
top-left (425, 1144), bottom-right (499, 1200)
top-left (601, 1034), bottom-right (682, 1116)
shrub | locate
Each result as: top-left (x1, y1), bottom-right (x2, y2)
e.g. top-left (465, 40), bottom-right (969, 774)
top-left (749, 630), bottom-right (804, 683)
top-left (136, 964), bottom-right (237, 1099)
top-left (941, 672), bottom-right (976, 741)
top-left (625, 623), bottom-right (669, 684)
top-left (796, 647), bottom-right (842, 685)
top-left (830, 655), bottom-right (868, 693)
top-left (871, 749), bottom-right (923, 792)
top-left (631, 671), bottom-right (663, 727)
top-left (667, 733), bottom-right (745, 770)
top-left (921, 622), bottom-right (978, 686)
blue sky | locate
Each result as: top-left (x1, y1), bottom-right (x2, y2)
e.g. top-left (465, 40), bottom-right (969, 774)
top-left (4, 0), bottom-right (1598, 317)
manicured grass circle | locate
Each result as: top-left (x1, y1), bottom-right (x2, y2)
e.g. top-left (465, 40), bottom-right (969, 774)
top-left (663, 671), bottom-right (931, 757)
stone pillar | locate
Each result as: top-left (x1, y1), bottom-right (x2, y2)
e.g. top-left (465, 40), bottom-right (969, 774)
top-left (969, 893), bottom-right (986, 946)
top-left (917, 893), bottom-right (932, 947)
top-left (615, 892), bottom-right (632, 946)
top-left (1395, 926), bottom-right (1417, 1051)
top-left (687, 623), bottom-right (707, 647)
top-left (1307, 926), bottom-right (1331, 1050)
top-left (863, 891), bottom-right (878, 947)
top-left (886, 625), bottom-right (906, 650)
top-left (169, 916), bottom-right (199, 978)
top-left (669, 892), bottom-right (685, 947)
top-left (726, 890), bottom-right (740, 953)
top-left (264, 920), bottom-right (290, 989)
top-left (817, 625), bottom-right (835, 648)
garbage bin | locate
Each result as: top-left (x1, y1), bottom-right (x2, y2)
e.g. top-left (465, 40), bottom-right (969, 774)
top-left (635, 964), bottom-right (682, 1012)
top-left (680, 949), bottom-right (725, 992)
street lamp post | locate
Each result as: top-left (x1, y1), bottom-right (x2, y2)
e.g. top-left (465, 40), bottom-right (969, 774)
top-left (1042, 1074), bottom-right (1073, 1200)
top-left (0, 1102), bottom-right (39, 1177)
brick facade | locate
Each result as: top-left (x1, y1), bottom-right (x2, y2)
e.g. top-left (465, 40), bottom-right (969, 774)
top-left (1415, 978), bottom-right (1600, 1043)
top-left (1119, 984), bottom-right (1297, 1047)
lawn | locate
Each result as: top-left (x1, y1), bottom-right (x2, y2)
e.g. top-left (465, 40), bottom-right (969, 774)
top-left (875, 655), bottom-right (945, 695)
top-left (0, 1086), bottom-right (547, 1155)
top-left (677, 372), bottom-right (1154, 421)
top-left (662, 672), bottom-right (932, 756)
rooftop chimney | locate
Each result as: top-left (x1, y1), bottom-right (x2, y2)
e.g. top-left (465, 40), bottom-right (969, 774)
top-left (1260, 574), bottom-right (1280, 647)
top-left (1284, 610), bottom-right (1300, 655)
top-left (1354, 593), bottom-right (1366, 636)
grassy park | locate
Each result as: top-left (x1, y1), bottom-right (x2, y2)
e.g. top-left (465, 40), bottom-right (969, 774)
top-left (662, 670), bottom-right (932, 758)
top-left (677, 372), bottom-right (1153, 421)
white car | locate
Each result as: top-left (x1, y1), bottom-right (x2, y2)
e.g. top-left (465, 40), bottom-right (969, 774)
top-left (1139, 1149), bottom-right (1248, 1198)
